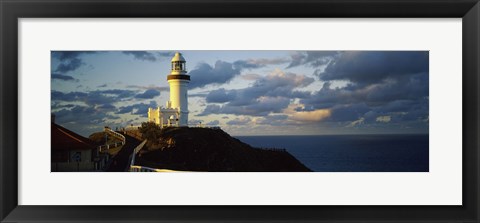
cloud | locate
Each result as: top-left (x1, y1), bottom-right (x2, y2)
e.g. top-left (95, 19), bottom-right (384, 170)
top-left (116, 101), bottom-right (158, 116)
top-left (326, 103), bottom-right (371, 122)
top-left (188, 61), bottom-right (242, 89)
top-left (51, 89), bottom-right (137, 107)
top-left (122, 51), bottom-right (156, 62)
top-left (287, 51), bottom-right (340, 68)
top-left (347, 117), bottom-right (365, 127)
top-left (51, 51), bottom-right (97, 73)
top-left (289, 109), bottom-right (331, 122)
top-left (51, 73), bottom-right (77, 81)
top-left (188, 119), bottom-right (205, 125)
top-left (206, 120), bottom-right (220, 125)
top-left (226, 117), bottom-right (252, 125)
top-left (254, 115), bottom-right (289, 126)
top-left (55, 58), bottom-right (84, 73)
top-left (301, 71), bottom-right (428, 109)
top-left (233, 58), bottom-right (290, 70)
top-left (126, 84), bottom-right (169, 92)
top-left (96, 103), bottom-right (116, 111)
top-left (246, 58), bottom-right (290, 66)
top-left (51, 103), bottom-right (77, 110)
top-left (241, 73), bottom-right (262, 80)
top-left (52, 51), bottom-right (96, 61)
top-left (200, 97), bottom-right (291, 117)
top-left (318, 51), bottom-right (429, 84)
top-left (205, 88), bottom-right (237, 103)
top-left (98, 84), bottom-right (108, 88)
top-left (122, 51), bottom-right (175, 62)
top-left (297, 49), bottom-right (429, 127)
top-left (157, 51), bottom-right (176, 57)
top-left (233, 57), bottom-right (289, 70)
top-left (200, 70), bottom-right (314, 116)
top-left (98, 89), bottom-right (137, 99)
top-left (376, 116), bottom-right (391, 123)
top-left (189, 57), bottom-right (292, 89)
top-left (135, 89), bottom-right (160, 99)
top-left (53, 104), bottom-right (121, 136)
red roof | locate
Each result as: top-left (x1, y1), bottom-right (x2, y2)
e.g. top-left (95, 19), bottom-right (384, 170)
top-left (51, 123), bottom-right (96, 151)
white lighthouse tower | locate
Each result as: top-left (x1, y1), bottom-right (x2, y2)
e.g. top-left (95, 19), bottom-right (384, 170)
top-left (167, 52), bottom-right (190, 126)
top-left (148, 52), bottom-right (190, 127)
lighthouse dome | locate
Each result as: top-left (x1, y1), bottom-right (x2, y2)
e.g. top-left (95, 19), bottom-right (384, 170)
top-left (171, 52), bottom-right (186, 62)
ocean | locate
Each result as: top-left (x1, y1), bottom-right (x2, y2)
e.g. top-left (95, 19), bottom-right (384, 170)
top-left (236, 134), bottom-right (429, 172)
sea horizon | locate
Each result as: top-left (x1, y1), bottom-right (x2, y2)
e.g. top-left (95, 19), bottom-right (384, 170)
top-left (232, 133), bottom-right (429, 137)
top-left (236, 134), bottom-right (429, 172)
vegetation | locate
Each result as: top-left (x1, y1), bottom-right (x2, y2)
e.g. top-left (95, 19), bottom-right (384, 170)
top-left (138, 122), bottom-right (162, 142)
top-left (135, 127), bottom-right (311, 172)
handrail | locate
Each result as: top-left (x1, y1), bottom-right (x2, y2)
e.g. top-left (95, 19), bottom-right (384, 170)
top-left (129, 140), bottom-right (147, 166)
top-left (105, 128), bottom-right (126, 144)
top-left (129, 165), bottom-right (186, 172)
top-left (98, 127), bottom-right (127, 152)
top-left (98, 142), bottom-right (124, 152)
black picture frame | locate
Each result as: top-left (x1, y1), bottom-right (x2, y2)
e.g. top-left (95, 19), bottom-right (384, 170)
top-left (1, 0), bottom-right (479, 222)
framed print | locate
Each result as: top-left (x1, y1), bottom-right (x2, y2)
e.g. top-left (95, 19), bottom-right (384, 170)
top-left (1, 0), bottom-right (479, 222)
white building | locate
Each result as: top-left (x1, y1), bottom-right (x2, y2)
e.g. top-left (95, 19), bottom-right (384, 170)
top-left (148, 52), bottom-right (190, 127)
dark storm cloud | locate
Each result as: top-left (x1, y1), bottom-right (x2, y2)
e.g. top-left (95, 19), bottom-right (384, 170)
top-left (189, 93), bottom-right (208, 98)
top-left (188, 61), bottom-right (241, 89)
top-left (51, 89), bottom-right (137, 107)
top-left (199, 94), bottom-right (291, 116)
top-left (55, 58), bottom-right (83, 73)
top-left (318, 51), bottom-right (429, 84)
top-left (51, 73), bottom-right (77, 81)
top-left (205, 88), bottom-right (237, 103)
top-left (54, 105), bottom-right (120, 127)
top-left (52, 51), bottom-right (97, 61)
top-left (200, 72), bottom-right (313, 116)
top-left (302, 72), bottom-right (428, 109)
top-left (116, 101), bottom-right (158, 116)
top-left (290, 51), bottom-right (430, 129)
top-left (51, 103), bottom-right (77, 110)
top-left (53, 103), bottom-right (123, 136)
top-left (52, 51), bottom-right (98, 73)
top-left (51, 91), bottom-right (88, 101)
top-left (287, 51), bottom-right (340, 68)
top-left (232, 60), bottom-right (263, 69)
top-left (135, 89), bottom-right (160, 99)
top-left (96, 103), bottom-right (116, 111)
top-left (189, 58), bottom-right (291, 89)
top-left (122, 51), bottom-right (175, 62)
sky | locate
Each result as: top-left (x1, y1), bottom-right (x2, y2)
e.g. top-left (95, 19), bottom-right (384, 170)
top-left (51, 50), bottom-right (429, 137)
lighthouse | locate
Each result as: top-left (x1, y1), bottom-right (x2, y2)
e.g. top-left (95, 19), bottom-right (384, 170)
top-left (167, 52), bottom-right (190, 126)
top-left (148, 52), bottom-right (190, 127)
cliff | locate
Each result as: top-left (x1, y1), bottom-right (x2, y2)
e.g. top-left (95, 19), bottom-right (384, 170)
top-left (135, 127), bottom-right (311, 172)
